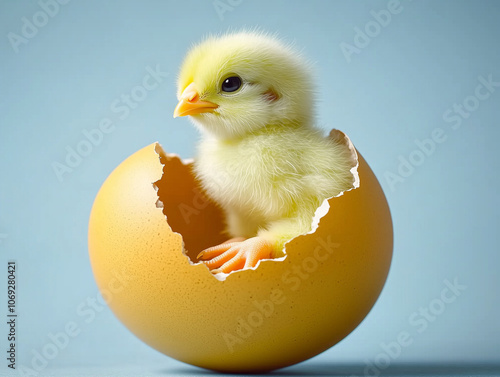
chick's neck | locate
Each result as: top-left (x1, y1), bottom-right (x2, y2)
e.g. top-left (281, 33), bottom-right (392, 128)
top-left (213, 122), bottom-right (311, 145)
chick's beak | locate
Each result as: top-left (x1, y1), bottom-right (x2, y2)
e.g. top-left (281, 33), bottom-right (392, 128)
top-left (173, 83), bottom-right (219, 118)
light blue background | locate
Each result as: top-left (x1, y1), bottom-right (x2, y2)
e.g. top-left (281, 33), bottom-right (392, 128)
top-left (1, 0), bottom-right (499, 375)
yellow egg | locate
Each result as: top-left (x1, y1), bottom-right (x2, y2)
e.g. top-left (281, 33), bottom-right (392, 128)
top-left (88, 131), bottom-right (393, 373)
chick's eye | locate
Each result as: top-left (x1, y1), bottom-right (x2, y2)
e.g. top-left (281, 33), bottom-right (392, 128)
top-left (221, 76), bottom-right (242, 93)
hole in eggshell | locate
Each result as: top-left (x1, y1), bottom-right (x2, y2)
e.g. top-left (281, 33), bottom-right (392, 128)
top-left (153, 144), bottom-right (227, 263)
top-left (152, 129), bottom-right (359, 280)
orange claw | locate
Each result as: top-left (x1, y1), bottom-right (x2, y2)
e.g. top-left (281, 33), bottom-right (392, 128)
top-left (197, 237), bottom-right (273, 274)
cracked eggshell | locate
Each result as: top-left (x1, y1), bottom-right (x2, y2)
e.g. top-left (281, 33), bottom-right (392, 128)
top-left (88, 132), bottom-right (393, 373)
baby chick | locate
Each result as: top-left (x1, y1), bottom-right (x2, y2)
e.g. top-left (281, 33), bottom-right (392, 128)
top-left (173, 31), bottom-right (356, 274)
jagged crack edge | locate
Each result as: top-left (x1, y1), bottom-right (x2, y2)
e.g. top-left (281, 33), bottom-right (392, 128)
top-left (281, 133), bottom-right (360, 254)
top-left (152, 142), bottom-right (204, 268)
top-left (246, 133), bottom-right (360, 275)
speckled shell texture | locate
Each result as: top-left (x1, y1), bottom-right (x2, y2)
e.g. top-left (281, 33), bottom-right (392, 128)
top-left (88, 135), bottom-right (393, 373)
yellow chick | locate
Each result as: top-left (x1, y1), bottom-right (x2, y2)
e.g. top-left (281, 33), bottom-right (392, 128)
top-left (173, 31), bottom-right (356, 274)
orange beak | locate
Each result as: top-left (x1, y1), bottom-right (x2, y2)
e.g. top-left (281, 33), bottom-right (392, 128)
top-left (173, 83), bottom-right (219, 118)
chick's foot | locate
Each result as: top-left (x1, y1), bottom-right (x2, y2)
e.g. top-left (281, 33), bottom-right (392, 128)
top-left (197, 237), bottom-right (273, 274)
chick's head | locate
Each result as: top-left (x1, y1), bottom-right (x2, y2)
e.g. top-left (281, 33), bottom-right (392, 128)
top-left (174, 31), bottom-right (314, 140)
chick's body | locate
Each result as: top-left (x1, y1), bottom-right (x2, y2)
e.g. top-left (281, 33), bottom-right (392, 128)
top-left (195, 124), bottom-right (354, 255)
top-left (174, 31), bottom-right (356, 274)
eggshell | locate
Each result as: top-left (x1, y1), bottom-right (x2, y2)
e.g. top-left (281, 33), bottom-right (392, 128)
top-left (88, 132), bottom-right (393, 373)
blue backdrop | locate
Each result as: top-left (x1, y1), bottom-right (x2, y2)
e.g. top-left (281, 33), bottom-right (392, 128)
top-left (1, 0), bottom-right (499, 376)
